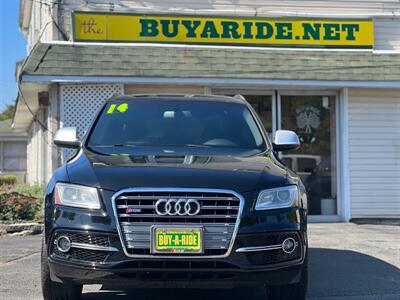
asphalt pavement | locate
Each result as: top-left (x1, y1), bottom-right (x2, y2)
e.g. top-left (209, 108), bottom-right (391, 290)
top-left (0, 223), bottom-right (399, 300)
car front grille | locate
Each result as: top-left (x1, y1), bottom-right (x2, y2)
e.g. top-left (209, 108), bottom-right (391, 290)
top-left (50, 231), bottom-right (112, 264)
top-left (116, 261), bottom-right (239, 280)
top-left (60, 231), bottom-right (111, 247)
top-left (243, 232), bottom-right (303, 265)
top-left (113, 189), bottom-right (242, 257)
top-left (53, 247), bottom-right (109, 263)
top-left (118, 260), bottom-right (240, 270)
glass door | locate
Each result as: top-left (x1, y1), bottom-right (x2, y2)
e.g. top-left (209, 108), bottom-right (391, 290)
top-left (211, 88), bottom-right (340, 218)
top-left (244, 95), bottom-right (273, 134)
top-left (211, 89), bottom-right (274, 134)
top-left (279, 94), bottom-right (338, 216)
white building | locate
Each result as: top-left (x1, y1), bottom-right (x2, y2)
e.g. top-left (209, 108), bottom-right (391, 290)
top-left (13, 0), bottom-right (400, 222)
top-left (0, 120), bottom-right (27, 183)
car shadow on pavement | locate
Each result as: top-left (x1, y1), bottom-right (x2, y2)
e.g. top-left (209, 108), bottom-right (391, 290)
top-left (307, 248), bottom-right (400, 299)
top-left (82, 248), bottom-right (400, 300)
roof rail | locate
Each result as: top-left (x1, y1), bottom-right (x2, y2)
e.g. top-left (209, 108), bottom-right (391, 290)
top-left (109, 93), bottom-right (238, 100)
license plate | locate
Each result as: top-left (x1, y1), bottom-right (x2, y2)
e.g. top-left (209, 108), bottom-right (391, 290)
top-left (151, 226), bottom-right (203, 254)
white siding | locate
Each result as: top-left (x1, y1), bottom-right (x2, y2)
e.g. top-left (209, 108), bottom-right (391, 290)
top-left (348, 88), bottom-right (400, 218)
top-left (374, 17), bottom-right (400, 50)
top-left (63, 0), bottom-right (400, 15)
top-left (48, 85), bottom-right (60, 180)
top-left (26, 110), bottom-right (46, 185)
top-left (25, 85), bottom-right (60, 185)
top-left (27, 0), bottom-right (54, 50)
top-left (26, 124), bottom-right (35, 185)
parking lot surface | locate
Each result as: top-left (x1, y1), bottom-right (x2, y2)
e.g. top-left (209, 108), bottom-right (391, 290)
top-left (0, 223), bottom-right (399, 300)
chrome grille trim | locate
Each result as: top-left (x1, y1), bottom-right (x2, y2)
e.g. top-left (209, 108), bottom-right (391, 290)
top-left (116, 205), bottom-right (239, 211)
top-left (117, 196), bottom-right (239, 201)
top-left (70, 242), bottom-right (119, 252)
top-left (121, 223), bottom-right (234, 249)
top-left (111, 188), bottom-right (244, 259)
top-left (117, 214), bottom-right (238, 219)
top-left (236, 244), bottom-right (283, 253)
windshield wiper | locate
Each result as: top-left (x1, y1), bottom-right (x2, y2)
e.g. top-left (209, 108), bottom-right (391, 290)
top-left (182, 144), bottom-right (211, 148)
top-left (92, 143), bottom-right (210, 148)
top-left (92, 144), bottom-right (137, 147)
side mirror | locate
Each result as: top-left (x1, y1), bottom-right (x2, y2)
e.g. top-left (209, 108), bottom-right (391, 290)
top-left (273, 130), bottom-right (300, 152)
top-left (54, 127), bottom-right (81, 148)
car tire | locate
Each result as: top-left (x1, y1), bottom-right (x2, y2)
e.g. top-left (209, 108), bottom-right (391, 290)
top-left (41, 236), bottom-right (83, 300)
top-left (266, 254), bottom-right (308, 300)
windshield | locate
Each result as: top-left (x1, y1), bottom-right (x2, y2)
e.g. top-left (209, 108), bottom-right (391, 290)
top-left (86, 99), bottom-right (267, 154)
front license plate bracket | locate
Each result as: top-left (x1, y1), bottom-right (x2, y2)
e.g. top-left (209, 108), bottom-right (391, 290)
top-left (151, 226), bottom-right (204, 254)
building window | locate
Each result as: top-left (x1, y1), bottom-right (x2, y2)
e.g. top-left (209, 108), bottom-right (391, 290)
top-left (3, 142), bottom-right (27, 171)
top-left (280, 95), bottom-right (337, 216)
top-left (246, 95), bottom-right (273, 134)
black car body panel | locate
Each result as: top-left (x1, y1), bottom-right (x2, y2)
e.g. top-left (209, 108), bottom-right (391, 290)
top-left (66, 150), bottom-right (293, 193)
top-left (43, 95), bottom-right (308, 290)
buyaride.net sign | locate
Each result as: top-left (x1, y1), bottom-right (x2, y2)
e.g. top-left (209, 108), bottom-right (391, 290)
top-left (72, 12), bottom-right (374, 48)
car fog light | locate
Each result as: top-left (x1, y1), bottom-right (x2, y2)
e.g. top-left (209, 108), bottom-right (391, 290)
top-left (56, 236), bottom-right (71, 253)
top-left (282, 237), bottom-right (297, 254)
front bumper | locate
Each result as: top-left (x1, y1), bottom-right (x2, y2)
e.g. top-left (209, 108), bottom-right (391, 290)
top-left (45, 189), bottom-right (307, 288)
top-left (49, 257), bottom-right (304, 288)
top-left (48, 229), bottom-right (306, 288)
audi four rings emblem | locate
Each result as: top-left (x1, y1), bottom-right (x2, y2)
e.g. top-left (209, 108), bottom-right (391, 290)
top-left (155, 199), bottom-right (201, 216)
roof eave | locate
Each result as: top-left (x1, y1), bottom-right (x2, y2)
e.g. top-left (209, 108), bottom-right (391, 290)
top-left (12, 81), bottom-right (49, 132)
top-left (0, 133), bottom-right (28, 140)
top-left (20, 74), bottom-right (400, 89)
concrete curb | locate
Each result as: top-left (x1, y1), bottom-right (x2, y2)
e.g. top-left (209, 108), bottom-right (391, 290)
top-left (0, 223), bottom-right (44, 236)
top-left (351, 219), bottom-right (400, 226)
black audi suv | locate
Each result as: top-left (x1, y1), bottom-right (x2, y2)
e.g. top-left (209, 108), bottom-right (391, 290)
top-left (41, 94), bottom-right (308, 300)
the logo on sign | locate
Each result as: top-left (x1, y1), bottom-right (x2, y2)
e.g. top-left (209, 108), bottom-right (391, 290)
top-left (81, 18), bottom-right (104, 35)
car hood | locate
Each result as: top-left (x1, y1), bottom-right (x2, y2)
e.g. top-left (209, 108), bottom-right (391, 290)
top-left (65, 149), bottom-right (289, 193)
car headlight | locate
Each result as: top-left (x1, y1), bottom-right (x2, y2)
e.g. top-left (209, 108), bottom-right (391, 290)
top-left (54, 183), bottom-right (101, 209)
top-left (255, 185), bottom-right (298, 210)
